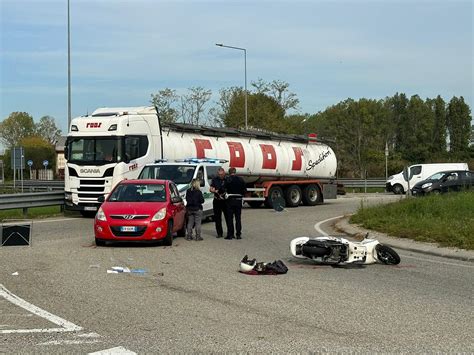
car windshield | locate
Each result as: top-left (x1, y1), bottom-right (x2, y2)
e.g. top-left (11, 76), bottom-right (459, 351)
top-left (66, 137), bottom-right (122, 165)
top-left (139, 165), bottom-right (196, 184)
top-left (108, 184), bottom-right (166, 202)
top-left (426, 172), bottom-right (447, 181)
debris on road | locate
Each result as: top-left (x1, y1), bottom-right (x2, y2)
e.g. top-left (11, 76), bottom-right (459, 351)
top-left (111, 266), bottom-right (131, 273)
top-left (239, 255), bottom-right (288, 275)
top-left (11, 272), bottom-right (19, 276)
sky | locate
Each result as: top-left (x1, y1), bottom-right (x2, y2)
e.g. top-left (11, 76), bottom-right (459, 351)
top-left (0, 0), bottom-right (472, 133)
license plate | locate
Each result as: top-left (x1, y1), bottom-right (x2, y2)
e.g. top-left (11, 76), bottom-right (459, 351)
top-left (120, 226), bottom-right (137, 232)
top-left (84, 206), bottom-right (97, 211)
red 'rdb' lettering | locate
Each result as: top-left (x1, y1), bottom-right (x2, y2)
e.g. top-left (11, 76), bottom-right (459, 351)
top-left (193, 139), bottom-right (212, 158)
top-left (291, 147), bottom-right (303, 171)
top-left (227, 142), bottom-right (245, 168)
top-left (260, 144), bottom-right (276, 169)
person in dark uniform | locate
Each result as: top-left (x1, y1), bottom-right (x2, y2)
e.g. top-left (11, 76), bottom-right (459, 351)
top-left (224, 167), bottom-right (247, 240)
top-left (209, 167), bottom-right (228, 238)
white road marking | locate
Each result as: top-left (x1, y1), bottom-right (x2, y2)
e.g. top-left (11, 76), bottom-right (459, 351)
top-left (314, 215), bottom-right (345, 236)
top-left (0, 284), bottom-right (82, 334)
top-left (89, 346), bottom-right (137, 354)
top-left (33, 217), bottom-right (84, 224)
top-left (38, 339), bottom-right (101, 346)
top-left (400, 254), bottom-right (474, 268)
top-left (77, 332), bottom-right (101, 338)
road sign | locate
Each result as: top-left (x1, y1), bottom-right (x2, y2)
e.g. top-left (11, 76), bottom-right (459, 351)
top-left (11, 147), bottom-right (25, 169)
top-left (27, 160), bottom-right (33, 167)
top-left (43, 160), bottom-right (49, 167)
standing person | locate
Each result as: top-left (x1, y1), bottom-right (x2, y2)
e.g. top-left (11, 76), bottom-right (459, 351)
top-left (185, 179), bottom-right (205, 241)
top-left (225, 167), bottom-right (247, 240)
top-left (209, 167), bottom-right (228, 238)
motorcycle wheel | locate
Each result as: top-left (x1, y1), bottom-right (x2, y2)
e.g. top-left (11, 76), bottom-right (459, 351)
top-left (375, 244), bottom-right (400, 265)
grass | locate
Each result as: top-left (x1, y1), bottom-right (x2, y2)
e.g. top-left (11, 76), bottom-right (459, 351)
top-left (0, 206), bottom-right (65, 220)
top-left (344, 187), bottom-right (387, 193)
top-left (350, 191), bottom-right (474, 250)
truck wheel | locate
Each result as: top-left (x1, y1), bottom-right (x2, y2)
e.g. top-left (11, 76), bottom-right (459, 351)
top-left (285, 185), bottom-right (302, 207)
top-left (264, 186), bottom-right (284, 208)
top-left (392, 184), bottom-right (404, 195)
top-left (302, 184), bottom-right (321, 206)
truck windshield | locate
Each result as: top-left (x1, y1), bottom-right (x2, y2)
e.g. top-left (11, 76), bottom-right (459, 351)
top-left (66, 137), bottom-right (122, 165)
top-left (139, 165), bottom-right (196, 184)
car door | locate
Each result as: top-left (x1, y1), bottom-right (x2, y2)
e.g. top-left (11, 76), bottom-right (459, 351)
top-left (442, 172), bottom-right (459, 193)
top-left (169, 182), bottom-right (185, 231)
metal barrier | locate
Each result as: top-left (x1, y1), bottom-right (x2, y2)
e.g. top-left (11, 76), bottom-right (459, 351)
top-left (1, 180), bottom-right (64, 192)
top-left (0, 191), bottom-right (64, 215)
top-left (337, 179), bottom-right (386, 188)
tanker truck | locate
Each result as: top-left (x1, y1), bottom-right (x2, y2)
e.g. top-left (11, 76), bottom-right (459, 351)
top-left (64, 106), bottom-right (337, 216)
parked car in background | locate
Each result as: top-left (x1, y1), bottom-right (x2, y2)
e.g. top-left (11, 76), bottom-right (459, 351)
top-left (386, 163), bottom-right (469, 194)
top-left (411, 170), bottom-right (474, 196)
top-left (94, 179), bottom-right (186, 246)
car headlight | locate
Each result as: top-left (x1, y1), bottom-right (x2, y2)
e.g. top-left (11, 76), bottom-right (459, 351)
top-left (152, 207), bottom-right (167, 221)
top-left (421, 182), bottom-right (432, 189)
top-left (96, 207), bottom-right (107, 221)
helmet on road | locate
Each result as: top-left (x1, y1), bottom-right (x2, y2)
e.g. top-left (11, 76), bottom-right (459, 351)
top-left (240, 255), bottom-right (256, 273)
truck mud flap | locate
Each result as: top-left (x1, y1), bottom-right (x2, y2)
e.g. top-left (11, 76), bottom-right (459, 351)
top-left (323, 184), bottom-right (337, 199)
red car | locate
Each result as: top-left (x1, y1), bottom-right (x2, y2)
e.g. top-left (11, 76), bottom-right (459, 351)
top-left (94, 179), bottom-right (186, 246)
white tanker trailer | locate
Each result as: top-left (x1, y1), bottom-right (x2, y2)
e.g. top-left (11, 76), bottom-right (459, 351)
top-left (64, 106), bottom-right (337, 216)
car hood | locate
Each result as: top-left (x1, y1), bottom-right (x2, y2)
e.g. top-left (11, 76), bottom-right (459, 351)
top-left (413, 179), bottom-right (437, 188)
top-left (101, 202), bottom-right (167, 216)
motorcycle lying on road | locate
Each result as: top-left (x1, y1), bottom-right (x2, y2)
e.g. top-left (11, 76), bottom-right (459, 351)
top-left (290, 233), bottom-right (401, 266)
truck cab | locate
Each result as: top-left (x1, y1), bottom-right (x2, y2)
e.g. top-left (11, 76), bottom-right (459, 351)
top-left (138, 159), bottom-right (226, 218)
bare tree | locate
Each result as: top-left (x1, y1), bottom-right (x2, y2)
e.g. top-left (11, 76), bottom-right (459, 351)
top-left (150, 88), bottom-right (179, 124)
top-left (269, 80), bottom-right (300, 111)
top-left (251, 78), bottom-right (270, 94)
top-left (181, 87), bottom-right (212, 125)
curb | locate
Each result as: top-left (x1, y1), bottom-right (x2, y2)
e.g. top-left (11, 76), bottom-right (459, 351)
top-left (334, 216), bottom-right (474, 263)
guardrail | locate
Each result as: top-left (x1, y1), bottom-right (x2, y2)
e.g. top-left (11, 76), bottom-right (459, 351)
top-left (1, 180), bottom-right (64, 192)
top-left (337, 179), bottom-right (386, 188)
top-left (0, 191), bottom-right (64, 215)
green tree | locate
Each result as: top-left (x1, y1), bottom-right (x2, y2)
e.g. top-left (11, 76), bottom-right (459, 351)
top-left (208, 87), bottom-right (243, 127)
top-left (0, 112), bottom-right (35, 147)
top-left (35, 115), bottom-right (62, 145)
top-left (2, 136), bottom-right (56, 179)
top-left (150, 88), bottom-right (179, 124)
top-left (447, 96), bottom-right (471, 155)
top-left (428, 95), bottom-right (447, 154)
top-left (250, 78), bottom-right (299, 112)
top-left (401, 95), bottom-right (435, 162)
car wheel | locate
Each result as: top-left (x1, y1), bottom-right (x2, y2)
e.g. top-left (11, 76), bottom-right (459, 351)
top-left (163, 220), bottom-right (173, 246)
top-left (392, 184), bottom-right (404, 195)
top-left (285, 185), bottom-right (302, 207)
top-left (176, 220), bottom-right (186, 238)
top-left (95, 238), bottom-right (106, 247)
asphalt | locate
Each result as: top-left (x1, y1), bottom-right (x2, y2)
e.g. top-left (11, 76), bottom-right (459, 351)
top-left (334, 215), bottom-right (474, 263)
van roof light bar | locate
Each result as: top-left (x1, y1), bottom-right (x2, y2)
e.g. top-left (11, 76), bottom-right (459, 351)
top-left (174, 158), bottom-right (229, 164)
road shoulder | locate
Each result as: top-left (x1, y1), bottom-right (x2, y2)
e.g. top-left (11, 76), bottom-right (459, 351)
top-left (334, 216), bottom-right (474, 262)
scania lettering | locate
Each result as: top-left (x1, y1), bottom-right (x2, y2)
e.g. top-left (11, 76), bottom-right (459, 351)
top-left (64, 106), bottom-right (338, 216)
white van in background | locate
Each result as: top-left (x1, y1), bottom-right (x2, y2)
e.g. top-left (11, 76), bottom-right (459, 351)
top-left (386, 163), bottom-right (469, 194)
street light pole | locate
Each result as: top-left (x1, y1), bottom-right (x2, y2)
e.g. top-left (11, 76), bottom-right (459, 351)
top-left (67, 0), bottom-right (71, 130)
top-left (215, 43), bottom-right (247, 130)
